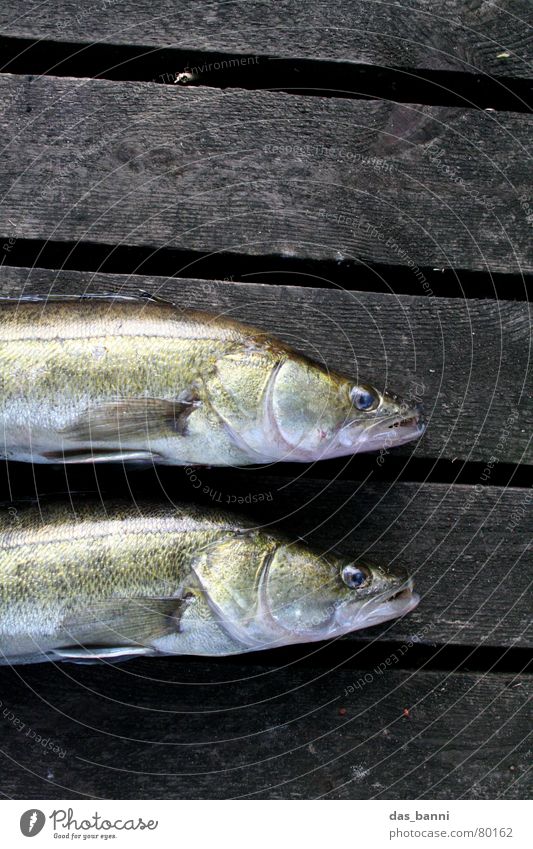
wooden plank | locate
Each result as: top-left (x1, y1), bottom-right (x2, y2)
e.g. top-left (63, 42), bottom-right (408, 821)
top-left (0, 663), bottom-right (529, 799)
top-left (0, 266), bottom-right (530, 466)
top-left (0, 0), bottom-right (531, 79)
top-left (0, 75), bottom-right (531, 273)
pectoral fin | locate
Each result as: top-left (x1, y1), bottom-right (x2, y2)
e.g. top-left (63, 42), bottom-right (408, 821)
top-left (41, 448), bottom-right (158, 464)
top-left (48, 645), bottom-right (155, 664)
top-left (61, 596), bottom-right (191, 648)
top-left (59, 394), bottom-right (200, 443)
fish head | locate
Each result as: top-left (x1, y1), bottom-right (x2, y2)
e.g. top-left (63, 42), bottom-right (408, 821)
top-left (267, 357), bottom-right (426, 461)
top-left (178, 532), bottom-right (418, 654)
top-left (262, 543), bottom-right (419, 642)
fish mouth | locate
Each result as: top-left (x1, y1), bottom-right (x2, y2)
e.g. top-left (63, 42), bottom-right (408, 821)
top-left (335, 578), bottom-right (420, 633)
top-left (390, 413), bottom-right (424, 431)
top-left (335, 401), bottom-right (426, 457)
top-left (363, 402), bottom-right (426, 450)
top-left (357, 579), bottom-right (420, 628)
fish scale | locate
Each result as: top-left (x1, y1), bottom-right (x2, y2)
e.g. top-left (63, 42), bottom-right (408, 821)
top-left (0, 500), bottom-right (418, 665)
top-left (0, 294), bottom-right (425, 466)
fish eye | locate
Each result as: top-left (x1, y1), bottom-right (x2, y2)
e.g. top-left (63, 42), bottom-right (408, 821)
top-left (341, 564), bottom-right (370, 589)
top-left (350, 385), bottom-right (379, 411)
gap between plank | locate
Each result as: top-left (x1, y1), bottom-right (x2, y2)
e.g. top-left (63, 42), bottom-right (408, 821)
top-left (0, 36), bottom-right (531, 113)
top-left (1, 458), bottom-right (531, 501)
top-left (201, 642), bottom-right (533, 675)
top-left (0, 238), bottom-right (531, 302)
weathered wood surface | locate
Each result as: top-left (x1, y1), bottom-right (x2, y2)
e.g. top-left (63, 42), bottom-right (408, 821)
top-left (0, 266), bottom-right (530, 465)
top-left (0, 75), bottom-right (531, 273)
top-left (0, 5), bottom-right (531, 804)
top-left (0, 662), bottom-right (529, 799)
top-left (0, 0), bottom-right (531, 79)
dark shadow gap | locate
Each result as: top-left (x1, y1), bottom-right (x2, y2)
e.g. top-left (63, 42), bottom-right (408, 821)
top-left (0, 457), bottom-right (530, 508)
top-left (174, 642), bottom-right (533, 677)
top-left (1, 238), bottom-right (530, 301)
top-left (0, 36), bottom-right (531, 113)
top-left (178, 458), bottom-right (531, 487)
top-left (1, 641), bottom-right (530, 681)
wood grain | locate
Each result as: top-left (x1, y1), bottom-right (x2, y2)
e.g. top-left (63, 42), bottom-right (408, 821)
top-left (0, 2), bottom-right (531, 805)
top-left (0, 75), bottom-right (531, 273)
top-left (0, 662), bottom-right (529, 799)
top-left (0, 0), bottom-right (531, 79)
top-left (0, 266), bottom-right (530, 465)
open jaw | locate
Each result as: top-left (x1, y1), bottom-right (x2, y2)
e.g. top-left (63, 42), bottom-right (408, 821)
top-left (335, 578), bottom-right (420, 633)
top-left (355, 404), bottom-right (427, 452)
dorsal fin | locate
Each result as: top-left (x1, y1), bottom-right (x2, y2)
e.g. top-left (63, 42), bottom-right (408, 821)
top-left (0, 292), bottom-right (146, 305)
top-left (138, 291), bottom-right (176, 307)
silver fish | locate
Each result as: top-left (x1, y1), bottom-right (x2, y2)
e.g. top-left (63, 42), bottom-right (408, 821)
top-left (0, 294), bottom-right (425, 466)
top-left (0, 500), bottom-right (419, 664)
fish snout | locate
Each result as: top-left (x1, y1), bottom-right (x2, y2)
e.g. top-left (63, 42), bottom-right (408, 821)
top-left (386, 393), bottom-right (426, 436)
top-left (360, 393), bottom-right (426, 450)
top-left (336, 572), bottom-right (419, 632)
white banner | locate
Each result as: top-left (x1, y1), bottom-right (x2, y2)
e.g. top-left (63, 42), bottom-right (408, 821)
top-left (2, 799), bottom-right (530, 848)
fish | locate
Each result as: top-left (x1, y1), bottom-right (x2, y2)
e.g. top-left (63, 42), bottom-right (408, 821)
top-left (0, 293), bottom-right (425, 466)
top-left (0, 500), bottom-right (419, 664)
